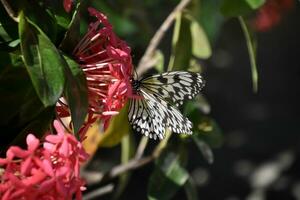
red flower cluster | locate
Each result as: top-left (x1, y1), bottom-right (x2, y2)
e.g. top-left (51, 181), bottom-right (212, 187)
top-left (252, 0), bottom-right (294, 32)
top-left (0, 121), bottom-right (89, 200)
top-left (57, 8), bottom-right (133, 130)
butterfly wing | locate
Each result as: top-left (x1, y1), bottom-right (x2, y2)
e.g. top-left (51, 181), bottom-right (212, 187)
top-left (140, 71), bottom-right (205, 106)
top-left (129, 89), bottom-right (193, 139)
top-left (128, 92), bottom-right (166, 140)
top-left (128, 71), bottom-right (205, 140)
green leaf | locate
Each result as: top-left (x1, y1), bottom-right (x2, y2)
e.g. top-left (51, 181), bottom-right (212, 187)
top-left (24, 4), bottom-right (57, 42)
top-left (194, 117), bottom-right (223, 148)
top-left (192, 136), bottom-right (214, 164)
top-left (60, 2), bottom-right (82, 54)
top-left (168, 12), bottom-right (192, 71)
top-left (63, 55), bottom-right (88, 135)
top-left (245, 0), bottom-right (266, 9)
top-left (19, 12), bottom-right (65, 107)
top-left (98, 103), bottom-right (130, 147)
top-left (184, 13), bottom-right (211, 59)
top-left (184, 177), bottom-right (199, 200)
top-left (198, 0), bottom-right (224, 43)
top-left (238, 16), bottom-right (258, 92)
top-left (153, 50), bottom-right (164, 73)
top-left (148, 144), bottom-right (189, 200)
top-left (221, 0), bottom-right (253, 17)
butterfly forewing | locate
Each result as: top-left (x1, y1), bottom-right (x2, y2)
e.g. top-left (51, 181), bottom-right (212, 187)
top-left (141, 71), bottom-right (205, 106)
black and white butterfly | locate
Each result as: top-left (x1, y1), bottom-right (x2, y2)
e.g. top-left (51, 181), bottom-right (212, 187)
top-left (128, 71), bottom-right (205, 140)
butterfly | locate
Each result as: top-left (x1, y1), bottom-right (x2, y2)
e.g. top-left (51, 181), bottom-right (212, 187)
top-left (128, 71), bottom-right (205, 140)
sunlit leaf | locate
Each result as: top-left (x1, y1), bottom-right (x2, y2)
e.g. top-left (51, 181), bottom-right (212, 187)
top-left (153, 50), bottom-right (164, 73)
top-left (98, 103), bottom-right (130, 147)
top-left (245, 0), bottom-right (266, 9)
top-left (82, 121), bottom-right (102, 157)
top-left (185, 13), bottom-right (211, 59)
top-left (63, 55), bottom-right (88, 135)
top-left (188, 58), bottom-right (203, 73)
top-left (19, 12), bottom-right (65, 107)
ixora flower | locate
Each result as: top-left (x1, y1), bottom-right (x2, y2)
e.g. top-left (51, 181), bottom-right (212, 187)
top-left (252, 0), bottom-right (294, 32)
top-left (0, 120), bottom-right (89, 200)
top-left (57, 8), bottom-right (133, 131)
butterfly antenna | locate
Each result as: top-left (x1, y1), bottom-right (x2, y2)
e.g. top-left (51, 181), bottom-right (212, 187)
top-left (133, 67), bottom-right (139, 80)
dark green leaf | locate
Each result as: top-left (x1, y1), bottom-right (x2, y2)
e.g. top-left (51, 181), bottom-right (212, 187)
top-left (0, 65), bottom-right (33, 124)
top-left (0, 65), bottom-right (54, 153)
top-left (11, 106), bottom-right (54, 149)
top-left (19, 12), bottom-right (65, 107)
top-left (195, 117), bottom-right (223, 148)
top-left (221, 0), bottom-right (253, 17)
top-left (0, 4), bottom-right (18, 40)
top-left (148, 144), bottom-right (189, 200)
top-left (60, 2), bottom-right (82, 53)
top-left (63, 55), bottom-right (88, 135)
top-left (184, 177), bottom-right (199, 200)
top-left (20, 1), bottom-right (58, 42)
top-left (198, 0), bottom-right (224, 43)
top-left (192, 136), bottom-right (214, 164)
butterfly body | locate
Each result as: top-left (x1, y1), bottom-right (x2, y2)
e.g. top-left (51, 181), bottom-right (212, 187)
top-left (128, 71), bottom-right (205, 140)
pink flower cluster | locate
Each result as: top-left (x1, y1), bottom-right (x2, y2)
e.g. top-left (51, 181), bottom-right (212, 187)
top-left (57, 8), bottom-right (133, 129)
top-left (252, 0), bottom-right (294, 32)
top-left (0, 121), bottom-right (89, 200)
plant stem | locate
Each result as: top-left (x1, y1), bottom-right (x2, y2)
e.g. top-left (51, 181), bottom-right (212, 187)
top-left (238, 16), bottom-right (258, 93)
top-left (0, 0), bottom-right (18, 22)
top-left (136, 0), bottom-right (192, 76)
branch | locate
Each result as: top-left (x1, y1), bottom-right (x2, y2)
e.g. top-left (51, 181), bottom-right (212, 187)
top-left (83, 184), bottom-right (114, 200)
top-left (0, 0), bottom-right (18, 22)
top-left (83, 131), bottom-right (172, 185)
top-left (136, 0), bottom-right (191, 76)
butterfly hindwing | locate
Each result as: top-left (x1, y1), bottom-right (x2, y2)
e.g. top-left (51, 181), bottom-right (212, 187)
top-left (128, 92), bottom-right (165, 140)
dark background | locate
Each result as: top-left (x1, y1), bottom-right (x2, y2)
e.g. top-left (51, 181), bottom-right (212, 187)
top-left (86, 1), bottom-right (300, 199)
top-left (121, 3), bottom-right (300, 200)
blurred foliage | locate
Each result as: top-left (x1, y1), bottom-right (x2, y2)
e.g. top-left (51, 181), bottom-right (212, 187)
top-left (0, 0), bottom-right (267, 198)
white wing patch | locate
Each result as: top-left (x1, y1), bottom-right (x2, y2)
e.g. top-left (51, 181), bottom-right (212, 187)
top-left (141, 71), bottom-right (205, 106)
